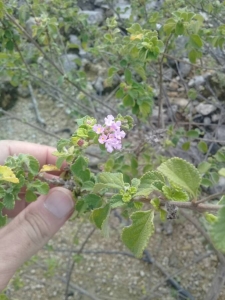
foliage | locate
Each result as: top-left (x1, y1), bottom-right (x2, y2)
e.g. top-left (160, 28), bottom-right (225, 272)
top-left (1, 0), bottom-right (225, 260)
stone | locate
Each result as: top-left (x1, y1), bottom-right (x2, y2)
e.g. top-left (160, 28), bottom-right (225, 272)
top-left (79, 9), bottom-right (104, 25)
top-left (195, 103), bottom-right (217, 115)
top-left (61, 54), bottom-right (79, 72)
top-left (212, 114), bottom-right (220, 122)
top-left (203, 117), bottom-right (211, 125)
top-left (146, 0), bottom-right (165, 11)
top-left (170, 98), bottom-right (189, 108)
top-left (163, 68), bottom-right (173, 81)
top-left (178, 58), bottom-right (192, 77)
top-left (115, 1), bottom-right (132, 19)
top-left (217, 125), bottom-right (225, 140)
top-left (188, 75), bottom-right (205, 88)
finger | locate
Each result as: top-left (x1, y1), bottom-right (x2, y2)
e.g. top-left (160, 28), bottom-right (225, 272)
top-left (0, 140), bottom-right (57, 165)
top-left (0, 187), bottom-right (74, 291)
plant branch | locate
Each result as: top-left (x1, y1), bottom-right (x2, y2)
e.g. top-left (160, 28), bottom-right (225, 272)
top-left (5, 12), bottom-right (117, 114)
top-left (64, 227), bottom-right (95, 300)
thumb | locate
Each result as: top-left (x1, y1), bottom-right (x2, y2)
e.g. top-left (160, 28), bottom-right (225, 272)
top-left (0, 187), bottom-right (74, 291)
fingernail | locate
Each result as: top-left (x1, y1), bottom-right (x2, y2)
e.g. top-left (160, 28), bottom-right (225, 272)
top-left (44, 190), bottom-right (74, 219)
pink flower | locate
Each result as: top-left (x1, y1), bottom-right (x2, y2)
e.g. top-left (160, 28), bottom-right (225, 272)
top-left (104, 115), bottom-right (114, 126)
top-left (98, 134), bottom-right (108, 144)
top-left (114, 130), bottom-right (126, 140)
top-left (93, 124), bottom-right (104, 134)
top-left (110, 120), bottom-right (121, 131)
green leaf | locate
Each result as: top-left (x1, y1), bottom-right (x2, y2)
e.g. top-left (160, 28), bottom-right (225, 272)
top-left (0, 186), bottom-right (5, 198)
top-left (219, 168), bottom-right (225, 177)
top-left (210, 206), bottom-right (225, 252)
top-left (122, 210), bottom-right (154, 257)
top-left (190, 34), bottom-right (203, 48)
top-left (3, 193), bottom-right (15, 209)
top-left (186, 129), bottom-right (199, 138)
top-left (25, 190), bottom-right (38, 202)
top-left (135, 171), bottom-right (165, 197)
top-left (182, 141), bottom-right (190, 151)
top-left (56, 156), bottom-right (65, 169)
top-left (201, 178), bottom-right (213, 187)
top-left (28, 180), bottom-right (49, 194)
top-left (76, 194), bottom-right (102, 213)
top-left (0, 202), bottom-right (6, 227)
top-left (198, 141), bottom-right (208, 153)
top-left (205, 213), bottom-right (217, 224)
top-left (19, 154), bottom-right (40, 175)
top-left (93, 172), bottom-right (124, 193)
top-left (110, 194), bottom-right (124, 208)
top-left (71, 156), bottom-right (90, 183)
top-left (198, 161), bottom-right (211, 174)
top-left (124, 69), bottom-right (132, 84)
top-left (162, 186), bottom-right (189, 202)
top-left (158, 157), bottom-right (201, 197)
top-left (123, 94), bottom-right (135, 107)
top-left (92, 203), bottom-right (111, 229)
top-left (108, 66), bottom-right (118, 77)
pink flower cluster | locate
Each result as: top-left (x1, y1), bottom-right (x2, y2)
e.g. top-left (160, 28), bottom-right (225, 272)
top-left (93, 115), bottom-right (126, 153)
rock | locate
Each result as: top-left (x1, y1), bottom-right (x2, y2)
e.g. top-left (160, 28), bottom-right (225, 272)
top-left (195, 103), bottom-right (217, 115)
top-left (217, 125), bottom-right (225, 140)
top-left (170, 98), bottom-right (189, 108)
top-left (115, 0), bottom-right (132, 19)
top-left (163, 68), bottom-right (173, 81)
top-left (77, 0), bottom-right (95, 10)
top-left (178, 58), bottom-right (192, 77)
top-left (61, 54), bottom-right (79, 72)
top-left (26, 17), bottom-right (38, 36)
top-left (211, 114), bottom-right (220, 122)
top-left (146, 0), bottom-right (165, 11)
top-left (79, 9), bottom-right (104, 25)
top-left (188, 75), bottom-right (205, 88)
top-left (203, 117), bottom-right (211, 125)
top-left (169, 79), bottom-right (179, 90)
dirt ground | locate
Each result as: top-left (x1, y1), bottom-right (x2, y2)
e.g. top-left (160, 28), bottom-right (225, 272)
top-left (1, 93), bottom-right (225, 300)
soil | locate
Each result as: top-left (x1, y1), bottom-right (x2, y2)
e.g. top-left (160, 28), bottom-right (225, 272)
top-left (1, 93), bottom-right (225, 300)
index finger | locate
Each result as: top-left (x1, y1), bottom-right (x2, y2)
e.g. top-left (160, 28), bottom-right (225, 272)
top-left (0, 140), bottom-right (57, 166)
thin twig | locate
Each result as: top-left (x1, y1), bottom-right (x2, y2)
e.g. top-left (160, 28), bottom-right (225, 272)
top-left (28, 83), bottom-right (46, 125)
top-left (0, 108), bottom-right (60, 139)
top-left (179, 210), bottom-right (225, 264)
top-left (64, 227), bottom-right (96, 300)
top-left (59, 276), bottom-right (99, 300)
top-left (5, 12), bottom-right (117, 114)
top-left (196, 192), bottom-right (225, 204)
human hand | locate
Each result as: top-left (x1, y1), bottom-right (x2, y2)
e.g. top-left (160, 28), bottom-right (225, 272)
top-left (0, 140), bottom-right (74, 291)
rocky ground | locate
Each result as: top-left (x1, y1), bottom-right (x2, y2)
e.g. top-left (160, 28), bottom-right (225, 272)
top-left (0, 93), bottom-right (225, 300)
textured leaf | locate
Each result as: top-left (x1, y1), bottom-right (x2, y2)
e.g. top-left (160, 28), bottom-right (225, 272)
top-left (28, 180), bottom-right (49, 194)
top-left (25, 190), bottom-right (38, 202)
top-left (0, 202), bottom-right (6, 227)
top-left (198, 161), bottom-right (211, 174)
top-left (122, 210), bottom-right (154, 257)
top-left (158, 158), bottom-right (201, 197)
top-left (211, 206), bottom-right (225, 252)
top-left (219, 168), bottom-right (225, 177)
top-left (19, 154), bottom-right (40, 175)
top-left (162, 186), bottom-right (189, 202)
top-left (198, 141), bottom-right (208, 153)
top-left (93, 172), bottom-right (124, 193)
top-left (76, 194), bottom-right (102, 213)
top-left (71, 156), bottom-right (90, 183)
top-left (135, 171), bottom-right (165, 196)
top-left (0, 166), bottom-right (19, 183)
top-left (110, 194), bottom-right (124, 208)
top-left (40, 165), bottom-right (60, 172)
top-left (205, 213), bottom-right (217, 224)
top-left (3, 193), bottom-right (15, 209)
top-left (92, 203), bottom-right (110, 230)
